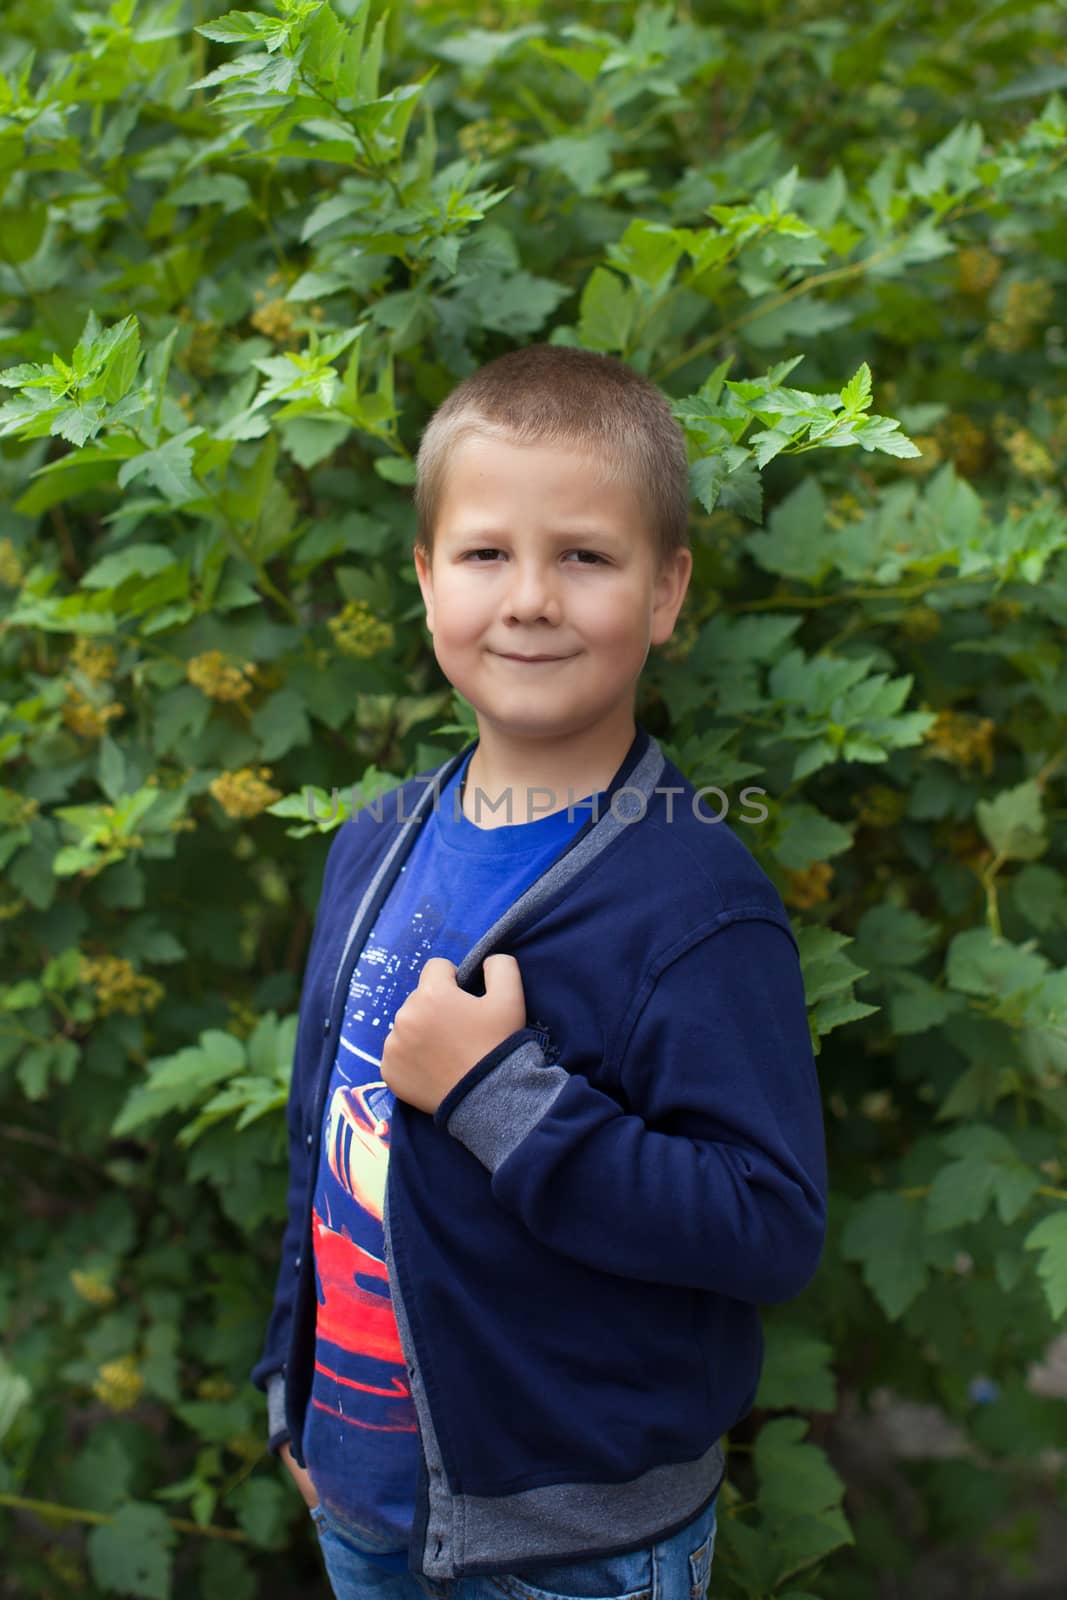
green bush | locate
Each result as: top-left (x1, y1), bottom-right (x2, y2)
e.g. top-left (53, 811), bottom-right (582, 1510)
top-left (1, 1), bottom-right (1066, 1594)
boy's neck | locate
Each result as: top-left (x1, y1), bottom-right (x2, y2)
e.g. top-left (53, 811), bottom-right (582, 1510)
top-left (461, 709), bottom-right (639, 829)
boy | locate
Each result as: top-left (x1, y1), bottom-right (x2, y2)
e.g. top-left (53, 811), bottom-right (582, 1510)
top-left (251, 343), bottom-right (828, 1599)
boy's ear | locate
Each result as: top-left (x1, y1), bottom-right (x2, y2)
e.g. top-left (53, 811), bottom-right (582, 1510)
top-left (650, 548), bottom-right (693, 646)
top-left (413, 543), bottom-right (434, 634)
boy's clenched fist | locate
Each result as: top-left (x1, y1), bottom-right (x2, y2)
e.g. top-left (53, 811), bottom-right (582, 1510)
top-left (380, 953), bottom-right (527, 1115)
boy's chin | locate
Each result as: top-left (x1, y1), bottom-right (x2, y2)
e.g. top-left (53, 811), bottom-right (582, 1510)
top-left (468, 703), bottom-right (629, 742)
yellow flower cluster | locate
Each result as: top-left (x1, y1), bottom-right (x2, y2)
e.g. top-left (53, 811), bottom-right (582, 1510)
top-left (945, 821), bottom-right (992, 873)
top-left (251, 292), bottom-right (295, 344)
top-left (70, 1269), bottom-right (117, 1308)
top-left (859, 1089), bottom-right (898, 1123)
top-left (0, 536), bottom-right (23, 587)
top-left (70, 637), bottom-right (118, 683)
top-left (62, 686), bottom-right (124, 739)
top-left (196, 1375), bottom-right (236, 1401)
top-left (987, 598), bottom-right (1024, 628)
top-left (936, 413), bottom-right (988, 479)
top-left (187, 650), bottom-right (257, 702)
top-left (0, 787), bottom-right (38, 827)
top-left (853, 784), bottom-right (908, 828)
top-left (183, 320), bottom-right (220, 378)
top-left (457, 117), bottom-right (518, 160)
top-left (997, 420), bottom-right (1054, 479)
top-left (227, 998), bottom-right (259, 1038)
top-left (825, 492), bottom-right (864, 530)
top-left (92, 1354), bottom-right (144, 1413)
top-left (43, 1548), bottom-right (83, 1588)
top-left (957, 246), bottom-right (1001, 297)
top-left (226, 1431), bottom-right (264, 1465)
top-left (782, 860), bottom-right (834, 909)
top-left (328, 599), bottom-right (395, 659)
top-left (923, 709), bottom-right (995, 774)
top-left (0, 890), bottom-right (26, 921)
top-left (80, 954), bottom-right (165, 1016)
top-left (897, 435), bottom-right (941, 476)
top-left (210, 766), bottom-right (281, 819)
top-left (1046, 395), bottom-right (1067, 459)
top-left (986, 279), bottom-right (1055, 352)
top-left (899, 604), bottom-right (942, 640)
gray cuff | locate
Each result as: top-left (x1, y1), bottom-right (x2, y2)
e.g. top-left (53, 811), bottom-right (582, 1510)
top-left (445, 1039), bottom-right (569, 1172)
top-left (267, 1371), bottom-right (289, 1452)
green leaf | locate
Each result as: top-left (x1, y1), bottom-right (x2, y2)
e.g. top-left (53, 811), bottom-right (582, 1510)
top-left (233, 1476), bottom-right (289, 1548)
top-left (250, 690), bottom-right (311, 760)
top-left (840, 1191), bottom-right (928, 1319)
top-left (97, 737), bottom-right (127, 802)
top-left (840, 361), bottom-right (872, 411)
top-left (196, 11), bottom-right (287, 48)
top-left (374, 455), bottom-right (416, 484)
top-left (853, 904), bottom-right (939, 969)
top-left (168, 175), bottom-right (251, 213)
top-left (946, 928), bottom-right (1048, 999)
top-left (1023, 1212), bottom-right (1067, 1321)
top-left (0, 1355), bottom-right (31, 1443)
top-left (51, 401), bottom-right (107, 446)
top-left (117, 432), bottom-right (202, 504)
top-left (86, 1502), bottom-right (175, 1600)
top-left (773, 803), bottom-right (853, 870)
top-left (754, 1415), bottom-right (847, 1518)
top-left (976, 778), bottom-right (1047, 862)
top-left (2, 979), bottom-right (43, 1010)
top-left (795, 924), bottom-right (869, 1004)
top-left (111, 1032), bottom-right (246, 1137)
top-left (578, 266), bottom-right (637, 353)
top-left (926, 1125), bottom-right (1041, 1230)
top-left (1012, 864), bottom-right (1067, 932)
top-left (82, 544), bottom-right (177, 591)
top-left (852, 413), bottom-right (922, 457)
top-left (199, 1542), bottom-right (257, 1600)
top-left (889, 974), bottom-right (958, 1035)
top-left (746, 476), bottom-right (830, 582)
top-left (756, 1324), bottom-right (837, 1412)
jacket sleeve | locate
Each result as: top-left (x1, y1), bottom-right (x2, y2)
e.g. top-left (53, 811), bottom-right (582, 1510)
top-left (249, 824), bottom-right (346, 1453)
top-left (433, 913), bottom-right (828, 1304)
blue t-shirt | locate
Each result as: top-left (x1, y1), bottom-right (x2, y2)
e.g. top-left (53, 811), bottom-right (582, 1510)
top-left (303, 749), bottom-right (605, 1565)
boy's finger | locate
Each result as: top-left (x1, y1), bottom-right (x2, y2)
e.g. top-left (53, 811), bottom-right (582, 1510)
top-left (481, 952), bottom-right (524, 1006)
top-left (418, 957), bottom-right (457, 986)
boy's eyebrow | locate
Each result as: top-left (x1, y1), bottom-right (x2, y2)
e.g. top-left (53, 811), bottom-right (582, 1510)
top-left (444, 526), bottom-right (620, 542)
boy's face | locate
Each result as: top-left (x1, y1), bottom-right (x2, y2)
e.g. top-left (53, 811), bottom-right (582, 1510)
top-left (414, 432), bottom-right (692, 746)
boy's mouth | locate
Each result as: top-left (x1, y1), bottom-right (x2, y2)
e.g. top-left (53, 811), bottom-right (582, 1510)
top-left (493, 651), bottom-right (575, 663)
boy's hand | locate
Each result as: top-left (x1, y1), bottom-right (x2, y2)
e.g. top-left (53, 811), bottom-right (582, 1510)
top-left (279, 1440), bottom-right (319, 1509)
top-left (380, 954), bottom-right (526, 1116)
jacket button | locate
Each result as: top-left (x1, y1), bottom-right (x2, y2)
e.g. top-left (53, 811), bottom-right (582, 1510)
top-left (323, 1017), bottom-right (331, 1036)
top-left (294, 1255), bottom-right (301, 1271)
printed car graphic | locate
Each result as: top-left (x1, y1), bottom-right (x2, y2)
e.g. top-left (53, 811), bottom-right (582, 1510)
top-left (311, 1078), bottom-right (412, 1421)
top-left (324, 1080), bottom-right (392, 1219)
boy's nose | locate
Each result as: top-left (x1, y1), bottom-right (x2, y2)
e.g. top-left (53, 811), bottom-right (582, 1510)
top-left (504, 563), bottom-right (562, 624)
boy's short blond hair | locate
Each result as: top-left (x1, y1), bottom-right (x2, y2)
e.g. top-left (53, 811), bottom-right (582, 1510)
top-left (413, 343), bottom-right (691, 576)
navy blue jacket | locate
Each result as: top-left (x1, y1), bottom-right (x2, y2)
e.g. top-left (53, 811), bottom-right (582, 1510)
top-left (251, 724), bottom-right (828, 1579)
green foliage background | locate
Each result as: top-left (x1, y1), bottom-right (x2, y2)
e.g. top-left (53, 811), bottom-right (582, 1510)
top-left (2, 0), bottom-right (1067, 1594)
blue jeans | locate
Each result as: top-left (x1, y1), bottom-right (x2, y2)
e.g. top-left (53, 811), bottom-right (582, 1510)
top-left (309, 1493), bottom-right (719, 1600)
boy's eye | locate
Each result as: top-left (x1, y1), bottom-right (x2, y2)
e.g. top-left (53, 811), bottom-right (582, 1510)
top-left (462, 549), bottom-right (606, 565)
